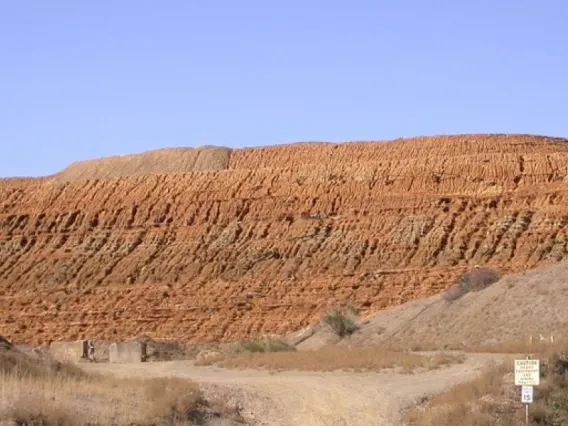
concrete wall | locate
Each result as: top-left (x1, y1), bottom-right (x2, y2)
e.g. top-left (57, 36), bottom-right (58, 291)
top-left (109, 341), bottom-right (146, 363)
top-left (49, 340), bottom-right (87, 363)
top-left (91, 340), bottom-right (112, 362)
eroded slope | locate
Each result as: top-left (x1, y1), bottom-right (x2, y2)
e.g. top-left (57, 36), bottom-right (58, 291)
top-left (1, 134), bottom-right (568, 345)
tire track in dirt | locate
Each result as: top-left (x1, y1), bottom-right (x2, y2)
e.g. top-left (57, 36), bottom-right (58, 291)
top-left (83, 353), bottom-right (506, 426)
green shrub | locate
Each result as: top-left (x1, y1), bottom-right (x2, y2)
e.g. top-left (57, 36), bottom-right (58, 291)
top-left (322, 308), bottom-right (359, 338)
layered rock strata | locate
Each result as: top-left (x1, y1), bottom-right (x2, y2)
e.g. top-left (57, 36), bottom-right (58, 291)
top-left (1, 134), bottom-right (568, 345)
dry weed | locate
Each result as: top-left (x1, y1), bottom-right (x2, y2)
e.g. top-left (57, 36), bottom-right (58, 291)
top-left (470, 339), bottom-right (568, 356)
top-left (207, 347), bottom-right (463, 373)
top-left (0, 371), bottom-right (216, 425)
top-left (0, 346), bottom-right (237, 425)
top-left (405, 360), bottom-right (517, 426)
top-left (407, 346), bottom-right (568, 426)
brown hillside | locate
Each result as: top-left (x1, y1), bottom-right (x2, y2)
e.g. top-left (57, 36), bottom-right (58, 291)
top-left (1, 133), bottom-right (568, 345)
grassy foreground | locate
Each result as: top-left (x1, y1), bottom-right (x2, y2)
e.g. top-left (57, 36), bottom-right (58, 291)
top-left (0, 344), bottom-right (239, 426)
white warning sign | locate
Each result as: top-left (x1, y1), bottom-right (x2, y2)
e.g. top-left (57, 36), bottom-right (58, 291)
top-left (514, 359), bottom-right (540, 386)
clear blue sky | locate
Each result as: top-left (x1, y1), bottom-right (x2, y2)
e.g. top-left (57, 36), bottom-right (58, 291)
top-left (1, 1), bottom-right (567, 177)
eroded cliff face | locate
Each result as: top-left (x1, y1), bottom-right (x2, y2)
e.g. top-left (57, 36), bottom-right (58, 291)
top-left (2, 134), bottom-right (568, 345)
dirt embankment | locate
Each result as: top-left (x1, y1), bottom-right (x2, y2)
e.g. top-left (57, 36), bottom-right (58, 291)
top-left (53, 146), bottom-right (232, 181)
top-left (1, 134), bottom-right (568, 345)
top-left (337, 260), bottom-right (568, 350)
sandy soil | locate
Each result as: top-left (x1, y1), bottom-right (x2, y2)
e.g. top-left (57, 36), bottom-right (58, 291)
top-left (82, 353), bottom-right (508, 426)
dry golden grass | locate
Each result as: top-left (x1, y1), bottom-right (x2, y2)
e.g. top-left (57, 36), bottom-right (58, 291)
top-left (469, 339), bottom-right (568, 356)
top-left (0, 371), bottom-right (211, 425)
top-left (405, 361), bottom-right (517, 426)
top-left (0, 345), bottom-right (239, 425)
top-left (198, 347), bottom-right (463, 373)
top-left (406, 344), bottom-right (568, 426)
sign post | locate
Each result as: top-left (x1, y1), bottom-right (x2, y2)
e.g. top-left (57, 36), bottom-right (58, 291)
top-left (515, 357), bottom-right (540, 425)
top-left (521, 385), bottom-right (533, 423)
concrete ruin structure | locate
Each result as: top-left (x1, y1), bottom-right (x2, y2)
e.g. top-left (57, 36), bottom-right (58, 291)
top-left (109, 340), bottom-right (147, 363)
top-left (48, 339), bottom-right (147, 363)
top-left (49, 340), bottom-right (88, 363)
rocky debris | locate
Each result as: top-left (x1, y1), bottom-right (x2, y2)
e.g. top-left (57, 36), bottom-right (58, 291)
top-left (2, 134), bottom-right (568, 345)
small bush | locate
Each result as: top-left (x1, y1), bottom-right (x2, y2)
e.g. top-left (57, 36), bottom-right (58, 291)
top-left (443, 267), bottom-right (500, 302)
top-left (322, 307), bottom-right (359, 338)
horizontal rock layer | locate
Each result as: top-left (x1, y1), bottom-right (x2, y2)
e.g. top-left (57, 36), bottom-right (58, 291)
top-left (2, 134), bottom-right (568, 345)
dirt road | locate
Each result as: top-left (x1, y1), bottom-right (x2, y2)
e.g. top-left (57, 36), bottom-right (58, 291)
top-left (83, 353), bottom-right (506, 426)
